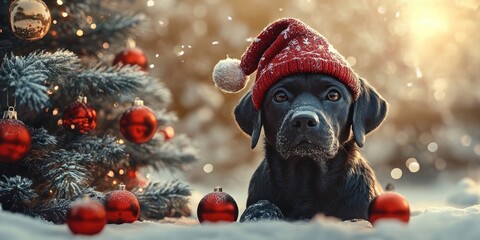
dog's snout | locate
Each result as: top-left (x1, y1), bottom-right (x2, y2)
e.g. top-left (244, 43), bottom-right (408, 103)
top-left (291, 111), bottom-right (319, 130)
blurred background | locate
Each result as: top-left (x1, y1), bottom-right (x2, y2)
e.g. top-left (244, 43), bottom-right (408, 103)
top-left (121, 0), bottom-right (479, 210)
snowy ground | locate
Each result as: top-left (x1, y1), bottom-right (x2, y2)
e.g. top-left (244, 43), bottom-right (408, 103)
top-left (2, 204), bottom-right (480, 240)
top-left (2, 177), bottom-right (480, 240)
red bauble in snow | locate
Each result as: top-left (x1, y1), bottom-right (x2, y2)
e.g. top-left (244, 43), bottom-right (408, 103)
top-left (119, 98), bottom-right (157, 144)
top-left (368, 191), bottom-right (410, 225)
top-left (62, 96), bottom-right (97, 134)
top-left (105, 183), bottom-right (140, 224)
top-left (67, 196), bottom-right (107, 235)
top-left (197, 187), bottom-right (238, 223)
top-left (113, 48), bottom-right (148, 71)
top-left (0, 108), bottom-right (31, 163)
top-left (159, 126), bottom-right (174, 141)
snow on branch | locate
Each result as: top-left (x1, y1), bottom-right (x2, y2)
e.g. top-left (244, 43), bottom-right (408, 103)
top-left (0, 50), bottom-right (80, 112)
top-left (0, 49), bottom-right (151, 112)
top-left (40, 150), bottom-right (93, 199)
top-left (0, 176), bottom-right (37, 212)
top-left (23, 128), bottom-right (58, 165)
top-left (88, 13), bottom-right (145, 46)
top-left (26, 198), bottom-right (72, 224)
top-left (126, 135), bottom-right (198, 171)
top-left (155, 135), bottom-right (198, 170)
top-left (140, 79), bottom-right (172, 109)
top-left (155, 109), bottom-right (178, 126)
top-left (29, 127), bottom-right (58, 149)
top-left (133, 180), bottom-right (191, 219)
top-left (65, 135), bottom-right (126, 168)
top-left (66, 65), bottom-right (148, 101)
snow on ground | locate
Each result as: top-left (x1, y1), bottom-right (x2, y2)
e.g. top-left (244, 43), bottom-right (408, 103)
top-left (2, 205), bottom-right (480, 240)
top-left (446, 178), bottom-right (480, 208)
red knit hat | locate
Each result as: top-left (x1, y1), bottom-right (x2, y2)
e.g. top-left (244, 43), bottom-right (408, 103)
top-left (213, 18), bottom-right (360, 110)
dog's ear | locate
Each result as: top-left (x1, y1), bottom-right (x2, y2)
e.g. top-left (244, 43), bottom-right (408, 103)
top-left (234, 91), bottom-right (262, 149)
top-left (352, 78), bottom-right (388, 148)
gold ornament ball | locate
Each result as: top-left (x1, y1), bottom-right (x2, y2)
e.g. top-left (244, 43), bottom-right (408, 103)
top-left (9, 0), bottom-right (52, 41)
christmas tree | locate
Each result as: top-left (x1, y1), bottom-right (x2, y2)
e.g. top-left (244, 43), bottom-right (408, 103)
top-left (0, 0), bottom-right (197, 223)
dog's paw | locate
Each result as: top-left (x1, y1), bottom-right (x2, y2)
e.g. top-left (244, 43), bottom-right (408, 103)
top-left (240, 200), bottom-right (284, 222)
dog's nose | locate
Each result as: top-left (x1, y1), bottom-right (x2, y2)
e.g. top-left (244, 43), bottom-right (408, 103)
top-left (291, 111), bottom-right (319, 130)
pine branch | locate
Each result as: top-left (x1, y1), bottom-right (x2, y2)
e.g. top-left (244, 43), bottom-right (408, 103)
top-left (29, 50), bottom-right (82, 78)
top-left (65, 135), bottom-right (126, 168)
top-left (140, 80), bottom-right (172, 110)
top-left (86, 12), bottom-right (145, 47)
top-left (155, 109), bottom-right (178, 127)
top-left (22, 127), bottom-right (58, 167)
top-left (156, 135), bottom-right (198, 170)
top-left (80, 187), bottom-right (107, 203)
top-left (0, 50), bottom-right (80, 112)
top-left (133, 180), bottom-right (191, 219)
top-left (29, 127), bottom-right (58, 149)
top-left (40, 150), bottom-right (93, 199)
top-left (126, 134), bottom-right (197, 171)
top-left (0, 176), bottom-right (37, 212)
top-left (65, 64), bottom-right (147, 101)
top-left (25, 187), bottom-right (106, 224)
top-left (26, 198), bottom-right (72, 224)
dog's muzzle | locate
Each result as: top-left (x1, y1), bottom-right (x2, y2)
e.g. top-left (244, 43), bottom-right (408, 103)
top-left (291, 111), bottom-right (320, 133)
top-left (276, 109), bottom-right (338, 160)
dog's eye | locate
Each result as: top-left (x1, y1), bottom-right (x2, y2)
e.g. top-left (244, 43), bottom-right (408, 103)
top-left (326, 90), bottom-right (341, 102)
top-left (273, 90), bottom-right (288, 103)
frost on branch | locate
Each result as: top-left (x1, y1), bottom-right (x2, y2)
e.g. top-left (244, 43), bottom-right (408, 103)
top-left (126, 134), bottom-right (197, 171)
top-left (133, 180), bottom-right (191, 219)
top-left (38, 150), bottom-right (93, 199)
top-left (65, 135), bottom-right (126, 168)
top-left (0, 50), bottom-right (80, 112)
top-left (0, 176), bottom-right (37, 212)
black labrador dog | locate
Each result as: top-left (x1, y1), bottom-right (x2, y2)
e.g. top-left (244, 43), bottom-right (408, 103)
top-left (235, 73), bottom-right (387, 221)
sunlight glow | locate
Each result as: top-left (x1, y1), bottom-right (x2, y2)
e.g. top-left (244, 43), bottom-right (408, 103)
top-left (407, 4), bottom-right (450, 42)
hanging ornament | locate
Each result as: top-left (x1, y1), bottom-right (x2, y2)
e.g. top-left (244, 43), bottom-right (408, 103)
top-left (119, 97), bottom-right (157, 144)
top-left (197, 187), bottom-right (238, 223)
top-left (105, 183), bottom-right (140, 224)
top-left (62, 96), bottom-right (97, 134)
top-left (113, 48), bottom-right (148, 71)
top-left (368, 191), bottom-right (410, 225)
top-left (8, 0), bottom-right (52, 41)
top-left (67, 196), bottom-right (107, 235)
top-left (0, 107), bottom-right (31, 163)
top-left (159, 126), bottom-right (175, 142)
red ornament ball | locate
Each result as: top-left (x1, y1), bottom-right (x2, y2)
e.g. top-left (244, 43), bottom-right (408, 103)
top-left (119, 98), bottom-right (157, 144)
top-left (368, 191), bottom-right (410, 225)
top-left (0, 115), bottom-right (31, 163)
top-left (62, 97), bottom-right (97, 134)
top-left (197, 187), bottom-right (238, 223)
top-left (67, 196), bottom-right (107, 235)
top-left (159, 126), bottom-right (175, 141)
top-left (113, 48), bottom-right (148, 71)
top-left (105, 184), bottom-right (140, 224)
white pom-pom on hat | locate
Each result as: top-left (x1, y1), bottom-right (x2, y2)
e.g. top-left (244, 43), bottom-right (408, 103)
top-left (212, 58), bottom-right (249, 93)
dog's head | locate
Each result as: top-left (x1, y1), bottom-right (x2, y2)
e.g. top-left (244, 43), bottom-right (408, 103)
top-left (234, 73), bottom-right (387, 160)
